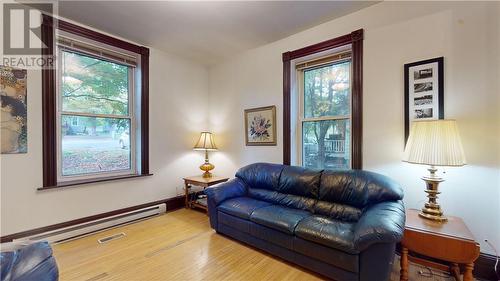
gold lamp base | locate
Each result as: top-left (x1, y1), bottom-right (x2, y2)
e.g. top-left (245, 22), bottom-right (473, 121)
top-left (200, 162), bottom-right (215, 178)
top-left (199, 150), bottom-right (215, 178)
top-left (419, 166), bottom-right (447, 222)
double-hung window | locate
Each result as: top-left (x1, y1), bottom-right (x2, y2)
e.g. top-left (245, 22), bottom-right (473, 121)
top-left (297, 52), bottom-right (352, 169)
top-left (57, 36), bottom-right (137, 180)
top-left (41, 16), bottom-right (149, 188)
top-left (283, 29), bottom-right (363, 169)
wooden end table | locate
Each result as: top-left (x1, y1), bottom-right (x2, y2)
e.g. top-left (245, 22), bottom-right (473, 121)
top-left (183, 175), bottom-right (229, 212)
top-left (400, 209), bottom-right (480, 281)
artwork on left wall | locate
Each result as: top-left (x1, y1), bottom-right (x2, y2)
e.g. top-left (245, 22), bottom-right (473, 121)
top-left (404, 57), bottom-right (444, 143)
top-left (1, 66), bottom-right (28, 154)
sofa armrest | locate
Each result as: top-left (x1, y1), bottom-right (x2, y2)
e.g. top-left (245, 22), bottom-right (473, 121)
top-left (205, 178), bottom-right (247, 230)
top-left (1, 241), bottom-right (58, 281)
top-left (205, 178), bottom-right (247, 206)
top-left (353, 200), bottom-right (405, 252)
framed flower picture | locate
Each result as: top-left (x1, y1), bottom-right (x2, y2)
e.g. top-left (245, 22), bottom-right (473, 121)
top-left (404, 57), bottom-right (444, 143)
top-left (244, 105), bottom-right (276, 146)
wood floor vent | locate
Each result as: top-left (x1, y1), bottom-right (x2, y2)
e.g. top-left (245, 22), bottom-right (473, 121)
top-left (98, 232), bottom-right (126, 244)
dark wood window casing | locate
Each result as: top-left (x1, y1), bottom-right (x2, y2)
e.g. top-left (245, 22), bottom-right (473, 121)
top-left (41, 15), bottom-right (150, 189)
top-left (282, 29), bottom-right (364, 169)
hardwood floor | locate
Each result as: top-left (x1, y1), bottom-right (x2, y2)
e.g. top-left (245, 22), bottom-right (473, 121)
top-left (53, 209), bottom-right (324, 281)
top-left (53, 209), bottom-right (462, 281)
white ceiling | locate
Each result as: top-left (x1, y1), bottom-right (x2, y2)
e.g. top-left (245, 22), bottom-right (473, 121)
top-left (57, 1), bottom-right (377, 66)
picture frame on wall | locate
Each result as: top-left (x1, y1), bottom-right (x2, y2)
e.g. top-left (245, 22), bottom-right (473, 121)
top-left (244, 105), bottom-right (277, 146)
top-left (404, 57), bottom-right (444, 143)
top-left (1, 66), bottom-right (28, 154)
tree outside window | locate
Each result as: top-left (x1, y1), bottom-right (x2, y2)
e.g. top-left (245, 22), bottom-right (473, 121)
top-left (59, 50), bottom-right (134, 177)
top-left (301, 61), bottom-right (351, 169)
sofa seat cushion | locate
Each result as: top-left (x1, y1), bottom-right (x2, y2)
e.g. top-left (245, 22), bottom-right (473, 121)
top-left (218, 197), bottom-right (272, 220)
top-left (250, 205), bottom-right (311, 234)
top-left (295, 215), bottom-right (358, 254)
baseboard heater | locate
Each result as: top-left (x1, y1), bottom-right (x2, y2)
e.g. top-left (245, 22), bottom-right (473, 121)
top-left (15, 203), bottom-right (167, 244)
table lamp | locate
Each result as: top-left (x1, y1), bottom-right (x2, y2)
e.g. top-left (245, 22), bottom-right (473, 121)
top-left (193, 132), bottom-right (218, 178)
top-left (403, 120), bottom-right (466, 222)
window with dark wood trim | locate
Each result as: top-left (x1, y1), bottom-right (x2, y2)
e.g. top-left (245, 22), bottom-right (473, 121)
top-left (40, 15), bottom-right (150, 189)
top-left (282, 29), bottom-right (363, 169)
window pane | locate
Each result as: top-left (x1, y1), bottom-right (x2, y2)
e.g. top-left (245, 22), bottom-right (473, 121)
top-left (302, 119), bottom-right (350, 169)
top-left (304, 61), bottom-right (350, 118)
top-left (61, 50), bottom-right (129, 115)
top-left (61, 115), bottom-right (131, 176)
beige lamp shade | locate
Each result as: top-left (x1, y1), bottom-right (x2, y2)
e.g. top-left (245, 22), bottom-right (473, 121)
top-left (403, 120), bottom-right (466, 166)
top-left (193, 132), bottom-right (217, 151)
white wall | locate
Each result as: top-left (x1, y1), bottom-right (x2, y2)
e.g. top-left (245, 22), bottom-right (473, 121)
top-left (208, 2), bottom-right (500, 255)
top-left (496, 2), bottom-right (500, 254)
top-left (0, 20), bottom-right (210, 235)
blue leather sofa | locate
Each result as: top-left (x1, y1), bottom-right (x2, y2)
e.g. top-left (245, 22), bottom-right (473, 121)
top-left (206, 163), bottom-right (405, 281)
top-left (0, 241), bottom-right (58, 281)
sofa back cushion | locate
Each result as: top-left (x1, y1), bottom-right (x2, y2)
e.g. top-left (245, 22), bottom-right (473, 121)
top-left (278, 166), bottom-right (321, 198)
top-left (235, 162), bottom-right (284, 191)
top-left (319, 170), bottom-right (404, 208)
top-left (313, 201), bottom-right (363, 222)
top-left (235, 163), bottom-right (403, 216)
top-left (247, 188), bottom-right (318, 212)
top-left (238, 164), bottom-right (320, 212)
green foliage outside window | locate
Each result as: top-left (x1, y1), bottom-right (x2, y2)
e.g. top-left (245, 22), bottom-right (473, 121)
top-left (302, 61), bottom-right (351, 169)
top-left (60, 50), bottom-right (132, 176)
top-left (61, 51), bottom-right (130, 136)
